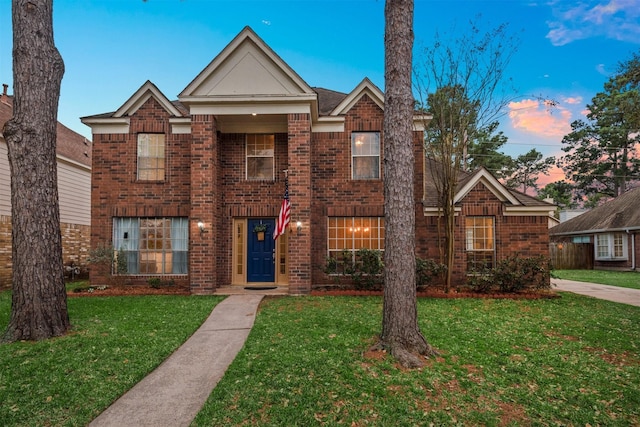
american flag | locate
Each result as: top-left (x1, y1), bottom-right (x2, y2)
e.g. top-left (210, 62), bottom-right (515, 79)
top-left (273, 175), bottom-right (290, 240)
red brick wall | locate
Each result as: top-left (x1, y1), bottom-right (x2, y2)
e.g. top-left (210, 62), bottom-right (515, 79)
top-left (89, 94), bottom-right (552, 292)
top-left (419, 182), bottom-right (551, 286)
top-left (89, 97), bottom-right (191, 287)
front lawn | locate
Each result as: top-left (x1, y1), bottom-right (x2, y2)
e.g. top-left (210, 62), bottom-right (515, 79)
top-left (1, 292), bottom-right (638, 426)
top-left (0, 291), bottom-right (223, 427)
top-left (194, 295), bottom-right (640, 426)
top-left (554, 269), bottom-right (640, 290)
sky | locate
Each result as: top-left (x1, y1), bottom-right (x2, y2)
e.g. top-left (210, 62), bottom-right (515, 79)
top-left (1, 0), bottom-right (639, 188)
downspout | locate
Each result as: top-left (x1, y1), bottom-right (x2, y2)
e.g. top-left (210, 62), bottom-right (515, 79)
top-left (626, 229), bottom-right (636, 270)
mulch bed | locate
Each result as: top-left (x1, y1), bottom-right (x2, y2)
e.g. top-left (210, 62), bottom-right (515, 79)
top-left (311, 289), bottom-right (561, 300)
top-left (67, 285), bottom-right (560, 300)
top-left (67, 286), bottom-right (191, 297)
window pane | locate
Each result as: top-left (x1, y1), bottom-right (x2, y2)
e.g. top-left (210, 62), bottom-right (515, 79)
top-left (247, 134), bottom-right (274, 180)
top-left (465, 217), bottom-right (495, 272)
top-left (352, 132), bottom-right (380, 180)
top-left (137, 134), bottom-right (165, 181)
top-left (113, 217), bottom-right (188, 275)
top-left (327, 217), bottom-right (384, 267)
top-left (247, 157), bottom-right (274, 180)
top-left (353, 157), bottom-right (379, 179)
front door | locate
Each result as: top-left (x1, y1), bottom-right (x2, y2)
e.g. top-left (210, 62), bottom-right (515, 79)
top-left (247, 219), bottom-right (275, 282)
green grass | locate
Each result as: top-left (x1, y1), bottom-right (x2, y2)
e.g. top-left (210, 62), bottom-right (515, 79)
top-left (0, 291), bottom-right (223, 427)
top-left (554, 269), bottom-right (640, 290)
top-left (193, 295), bottom-right (640, 426)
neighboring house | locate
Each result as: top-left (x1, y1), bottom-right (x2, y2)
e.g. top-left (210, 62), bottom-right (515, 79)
top-left (0, 84), bottom-right (92, 288)
top-left (550, 187), bottom-right (640, 271)
top-left (81, 27), bottom-right (553, 294)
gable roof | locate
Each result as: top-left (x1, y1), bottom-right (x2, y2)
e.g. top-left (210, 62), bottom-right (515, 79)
top-left (423, 158), bottom-right (554, 214)
top-left (180, 26), bottom-right (315, 101)
top-left (550, 186), bottom-right (640, 235)
top-left (115, 80), bottom-right (184, 118)
top-left (82, 26), bottom-right (431, 134)
top-left (1, 91), bottom-right (91, 168)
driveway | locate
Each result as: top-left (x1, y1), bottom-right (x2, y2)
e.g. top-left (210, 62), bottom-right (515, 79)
top-left (552, 279), bottom-right (640, 307)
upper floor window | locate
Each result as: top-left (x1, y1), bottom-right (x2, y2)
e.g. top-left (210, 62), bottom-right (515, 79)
top-left (246, 134), bottom-right (274, 180)
top-left (465, 216), bottom-right (495, 273)
top-left (352, 132), bottom-right (380, 180)
top-left (596, 233), bottom-right (627, 260)
top-left (137, 134), bottom-right (165, 181)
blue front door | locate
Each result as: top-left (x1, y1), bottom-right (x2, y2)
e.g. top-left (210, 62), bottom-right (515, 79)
top-left (247, 219), bottom-right (275, 282)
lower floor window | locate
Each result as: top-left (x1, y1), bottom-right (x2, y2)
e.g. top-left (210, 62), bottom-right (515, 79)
top-left (465, 216), bottom-right (495, 272)
top-left (596, 233), bottom-right (627, 260)
top-left (113, 217), bottom-right (188, 274)
top-left (328, 217), bottom-right (385, 264)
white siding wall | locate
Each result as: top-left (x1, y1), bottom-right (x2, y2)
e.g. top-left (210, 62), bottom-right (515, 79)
top-left (0, 141), bottom-right (10, 216)
top-left (58, 159), bottom-right (91, 226)
top-left (0, 140), bottom-right (91, 225)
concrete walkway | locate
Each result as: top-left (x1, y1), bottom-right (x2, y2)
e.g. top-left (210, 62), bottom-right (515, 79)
top-left (552, 279), bottom-right (640, 307)
top-left (89, 294), bottom-right (264, 427)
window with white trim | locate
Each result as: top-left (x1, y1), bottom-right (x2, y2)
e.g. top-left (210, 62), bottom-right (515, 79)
top-left (137, 134), bottom-right (165, 181)
top-left (351, 132), bottom-right (380, 180)
top-left (595, 233), bottom-right (628, 260)
top-left (246, 134), bottom-right (274, 180)
top-left (328, 217), bottom-right (384, 264)
top-left (465, 216), bottom-right (495, 272)
top-left (113, 217), bottom-right (188, 274)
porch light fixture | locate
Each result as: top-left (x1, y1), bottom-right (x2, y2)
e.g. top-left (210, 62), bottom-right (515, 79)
top-left (197, 220), bottom-right (205, 235)
top-left (296, 221), bottom-right (302, 234)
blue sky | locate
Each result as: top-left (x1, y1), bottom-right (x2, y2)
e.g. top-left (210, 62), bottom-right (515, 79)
top-left (1, 0), bottom-right (639, 184)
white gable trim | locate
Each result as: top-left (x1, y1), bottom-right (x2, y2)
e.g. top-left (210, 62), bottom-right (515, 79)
top-left (80, 117), bottom-right (130, 135)
top-left (114, 81), bottom-right (182, 118)
top-left (180, 27), bottom-right (315, 99)
top-left (455, 168), bottom-right (521, 205)
top-left (330, 78), bottom-right (384, 116)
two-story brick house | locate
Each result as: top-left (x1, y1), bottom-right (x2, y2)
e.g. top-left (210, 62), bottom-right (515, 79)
top-left (82, 27), bottom-right (553, 294)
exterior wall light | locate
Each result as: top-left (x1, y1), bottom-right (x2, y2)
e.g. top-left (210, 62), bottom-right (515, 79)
top-left (296, 221), bottom-right (302, 234)
top-left (197, 220), bottom-right (205, 235)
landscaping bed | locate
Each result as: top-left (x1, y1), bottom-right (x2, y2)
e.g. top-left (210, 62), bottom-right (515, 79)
top-left (311, 288), bottom-right (560, 299)
top-left (67, 284), bottom-right (190, 297)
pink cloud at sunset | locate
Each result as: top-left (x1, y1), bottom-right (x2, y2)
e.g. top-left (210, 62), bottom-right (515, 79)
top-left (508, 99), bottom-right (573, 138)
top-left (562, 96), bottom-right (583, 105)
top-left (536, 165), bottom-right (567, 189)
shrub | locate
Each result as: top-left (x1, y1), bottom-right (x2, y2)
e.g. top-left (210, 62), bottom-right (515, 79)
top-left (415, 257), bottom-right (446, 289)
top-left (467, 255), bottom-right (551, 293)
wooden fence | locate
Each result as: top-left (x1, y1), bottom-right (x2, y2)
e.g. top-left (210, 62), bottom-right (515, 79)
top-left (549, 242), bottom-right (594, 270)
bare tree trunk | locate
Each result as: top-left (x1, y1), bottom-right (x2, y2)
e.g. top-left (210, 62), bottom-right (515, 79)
top-left (379, 0), bottom-right (437, 368)
top-left (2, 0), bottom-right (69, 341)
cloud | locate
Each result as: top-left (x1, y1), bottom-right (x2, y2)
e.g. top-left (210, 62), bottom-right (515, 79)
top-left (261, 20), bottom-right (271, 26)
top-left (508, 99), bottom-right (573, 138)
top-left (562, 96), bottom-right (583, 105)
top-left (546, 0), bottom-right (640, 46)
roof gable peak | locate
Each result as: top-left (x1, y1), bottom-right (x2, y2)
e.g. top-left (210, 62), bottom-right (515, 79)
top-left (114, 81), bottom-right (182, 118)
top-left (179, 26), bottom-right (314, 99)
top-left (330, 78), bottom-right (384, 115)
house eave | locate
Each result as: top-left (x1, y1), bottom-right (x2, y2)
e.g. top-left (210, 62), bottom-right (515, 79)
top-left (80, 117), bottom-right (130, 135)
top-left (550, 226), bottom-right (640, 237)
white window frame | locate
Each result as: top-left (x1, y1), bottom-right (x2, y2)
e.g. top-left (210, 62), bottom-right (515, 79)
top-left (246, 134), bottom-right (275, 180)
top-left (327, 217), bottom-right (385, 264)
top-left (595, 233), bottom-right (628, 261)
top-left (465, 216), bottom-right (496, 273)
top-left (113, 217), bottom-right (188, 275)
top-left (351, 132), bottom-right (380, 180)
top-left (137, 133), bottom-right (165, 181)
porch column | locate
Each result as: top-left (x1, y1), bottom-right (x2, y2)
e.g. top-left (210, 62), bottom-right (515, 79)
top-left (287, 113), bottom-right (312, 294)
top-left (190, 114), bottom-right (217, 294)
